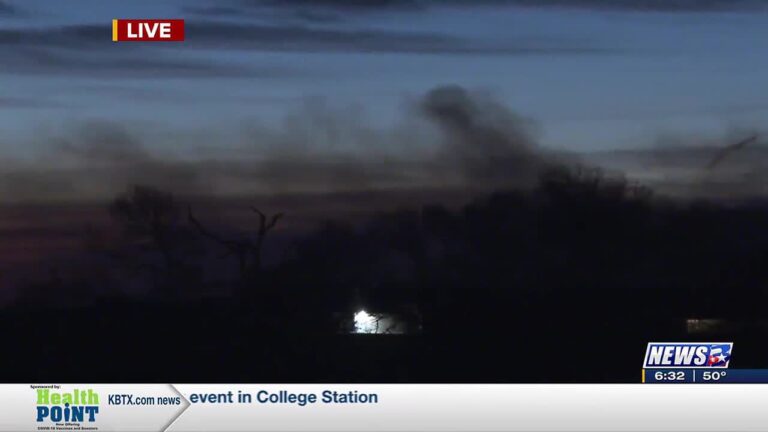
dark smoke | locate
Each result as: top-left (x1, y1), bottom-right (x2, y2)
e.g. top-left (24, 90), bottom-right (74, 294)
top-left (421, 85), bottom-right (553, 189)
top-left (0, 122), bottom-right (208, 202)
top-left (24, 85), bottom-right (767, 203)
top-left (0, 85), bottom-right (568, 203)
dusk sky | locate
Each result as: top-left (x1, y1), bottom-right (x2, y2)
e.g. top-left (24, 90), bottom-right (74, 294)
top-left (1, 0), bottom-right (768, 201)
top-left (4, 1), bottom-right (768, 387)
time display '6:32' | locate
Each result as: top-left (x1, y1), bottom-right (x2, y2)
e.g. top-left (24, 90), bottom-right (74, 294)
top-left (654, 370), bottom-right (687, 381)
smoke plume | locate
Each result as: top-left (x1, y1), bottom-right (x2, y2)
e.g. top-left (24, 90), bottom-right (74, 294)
top-left (0, 85), bottom-right (560, 203)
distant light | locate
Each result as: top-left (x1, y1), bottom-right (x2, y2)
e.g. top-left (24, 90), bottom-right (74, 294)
top-left (354, 310), bottom-right (378, 334)
top-left (686, 318), bottom-right (726, 334)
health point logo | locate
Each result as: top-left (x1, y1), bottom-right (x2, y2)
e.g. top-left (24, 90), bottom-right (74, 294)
top-left (36, 388), bottom-right (99, 424)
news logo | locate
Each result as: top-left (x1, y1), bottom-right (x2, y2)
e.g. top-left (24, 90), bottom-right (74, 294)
top-left (644, 342), bottom-right (733, 369)
top-left (112, 19), bottom-right (184, 42)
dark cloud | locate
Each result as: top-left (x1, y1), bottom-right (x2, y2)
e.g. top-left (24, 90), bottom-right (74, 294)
top-left (0, 50), bottom-right (270, 78)
top-left (200, 0), bottom-right (423, 16)
top-left (182, 0), bottom-right (768, 35)
top-left (0, 25), bottom-right (103, 46)
top-left (0, 25), bottom-right (295, 78)
top-left (182, 21), bottom-right (605, 54)
top-left (0, 1), bottom-right (16, 15)
top-left (0, 47), bottom-right (283, 78)
top-left (183, 5), bottom-right (246, 17)
top-left (509, 0), bottom-right (768, 11)
top-left (502, 0), bottom-right (768, 11)
top-left (182, 1), bottom-right (609, 54)
top-left (0, 96), bottom-right (65, 109)
top-left (187, 21), bottom-right (455, 52)
top-left (0, 21), bottom-right (605, 77)
top-left (214, 0), bottom-right (768, 14)
top-left (260, 0), bottom-right (423, 10)
top-left (185, 3), bottom-right (345, 23)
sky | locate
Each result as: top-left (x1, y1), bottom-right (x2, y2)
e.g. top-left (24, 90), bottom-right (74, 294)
top-left (1, 0), bottom-right (768, 292)
top-left (1, 0), bottom-right (768, 201)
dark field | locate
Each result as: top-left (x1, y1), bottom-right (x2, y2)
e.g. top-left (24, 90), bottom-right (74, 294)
top-left (3, 167), bottom-right (768, 382)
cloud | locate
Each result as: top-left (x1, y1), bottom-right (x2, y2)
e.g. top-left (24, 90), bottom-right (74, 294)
top-left (0, 96), bottom-right (66, 109)
top-left (183, 21), bottom-right (606, 54)
top-left (0, 25), bottom-right (296, 78)
top-left (0, 1), bottom-right (16, 15)
top-left (183, 1), bottom-right (609, 54)
top-left (0, 49), bottom-right (284, 79)
top-left (219, 0), bottom-right (423, 14)
top-left (502, 0), bottom-right (768, 12)
top-left (0, 47), bottom-right (287, 79)
top-left (187, 21), bottom-right (457, 52)
top-left (218, 0), bottom-right (768, 14)
top-left (0, 21), bottom-right (606, 80)
top-left (0, 25), bottom-right (105, 47)
top-left (184, 5), bottom-right (250, 17)
top-left (260, 0), bottom-right (423, 11)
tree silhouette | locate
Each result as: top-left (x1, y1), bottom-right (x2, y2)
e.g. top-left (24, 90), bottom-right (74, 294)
top-left (109, 185), bottom-right (195, 296)
top-left (188, 205), bottom-right (283, 290)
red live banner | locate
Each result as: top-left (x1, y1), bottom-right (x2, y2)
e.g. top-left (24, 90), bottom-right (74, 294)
top-left (112, 19), bottom-right (184, 42)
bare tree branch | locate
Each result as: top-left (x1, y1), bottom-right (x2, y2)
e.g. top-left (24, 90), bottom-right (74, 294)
top-left (706, 134), bottom-right (760, 170)
top-left (188, 206), bottom-right (250, 274)
top-left (188, 205), bottom-right (285, 282)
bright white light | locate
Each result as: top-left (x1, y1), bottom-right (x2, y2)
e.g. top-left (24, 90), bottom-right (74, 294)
top-left (354, 310), bottom-right (378, 334)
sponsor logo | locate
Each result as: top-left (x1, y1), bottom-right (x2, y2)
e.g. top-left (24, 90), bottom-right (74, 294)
top-left (35, 386), bottom-right (99, 428)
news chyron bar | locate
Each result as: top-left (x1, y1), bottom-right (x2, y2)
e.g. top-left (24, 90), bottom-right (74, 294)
top-left (9, 342), bottom-right (768, 431)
